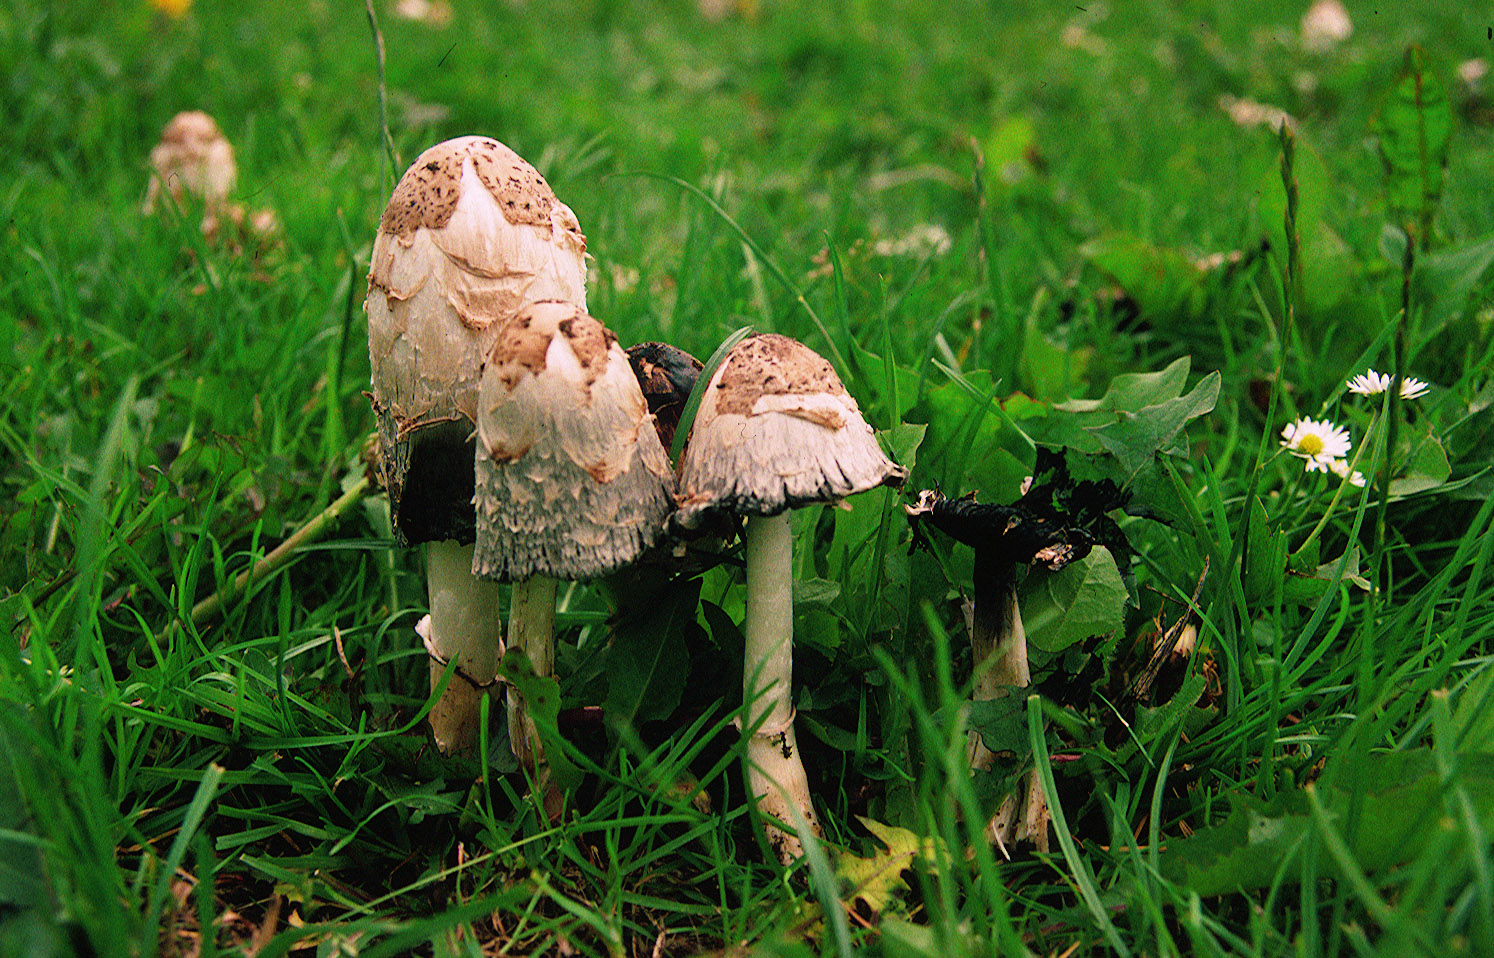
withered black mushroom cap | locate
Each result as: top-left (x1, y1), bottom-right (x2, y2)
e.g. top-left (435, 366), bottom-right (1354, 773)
top-left (626, 341), bottom-right (703, 454)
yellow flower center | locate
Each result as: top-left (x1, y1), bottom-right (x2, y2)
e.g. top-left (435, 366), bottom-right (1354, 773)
top-left (1298, 434), bottom-right (1323, 456)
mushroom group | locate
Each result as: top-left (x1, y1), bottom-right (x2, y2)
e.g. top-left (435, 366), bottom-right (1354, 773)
top-left (366, 138), bottom-right (914, 863)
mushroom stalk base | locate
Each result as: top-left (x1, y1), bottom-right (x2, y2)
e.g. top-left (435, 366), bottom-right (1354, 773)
top-left (507, 575), bottom-right (558, 785)
top-left (967, 579), bottom-right (1049, 855)
top-left (743, 512), bottom-right (821, 864)
top-left (424, 541), bottom-right (504, 756)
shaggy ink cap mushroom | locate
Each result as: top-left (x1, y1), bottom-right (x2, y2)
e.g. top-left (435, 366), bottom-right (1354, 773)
top-left (675, 333), bottom-right (907, 526)
top-left (472, 301), bottom-right (676, 787)
top-left (144, 111), bottom-right (237, 216)
top-left (472, 301), bottom-right (676, 582)
top-left (366, 135), bottom-right (588, 545)
top-left (673, 332), bottom-right (905, 864)
top-left (363, 135), bottom-right (587, 757)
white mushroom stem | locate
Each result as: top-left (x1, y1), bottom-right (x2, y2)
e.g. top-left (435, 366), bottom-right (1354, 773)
top-left (742, 511), bottom-right (821, 864)
top-left (968, 577), bottom-right (1050, 856)
top-left (423, 540), bottom-right (504, 756)
top-left (507, 575), bottom-right (558, 774)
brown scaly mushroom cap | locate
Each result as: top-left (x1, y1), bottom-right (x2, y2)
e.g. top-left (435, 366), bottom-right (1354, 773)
top-left (365, 135), bottom-right (588, 544)
top-left (674, 333), bottom-right (907, 527)
top-left (473, 301), bottom-right (676, 581)
top-left (143, 111), bottom-right (237, 214)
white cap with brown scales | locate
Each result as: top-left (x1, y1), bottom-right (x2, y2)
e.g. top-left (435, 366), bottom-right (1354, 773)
top-left (473, 301), bottom-right (676, 582)
top-left (675, 333), bottom-right (908, 527)
top-left (366, 135), bottom-right (588, 543)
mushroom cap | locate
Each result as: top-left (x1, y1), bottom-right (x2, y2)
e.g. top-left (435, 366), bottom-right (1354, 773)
top-left (473, 302), bottom-right (676, 581)
top-left (674, 333), bottom-right (907, 527)
top-left (365, 135), bottom-right (588, 544)
top-left (144, 110), bottom-right (237, 214)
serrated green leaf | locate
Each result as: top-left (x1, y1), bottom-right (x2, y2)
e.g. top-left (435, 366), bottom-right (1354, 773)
top-left (1056, 356), bottom-right (1190, 414)
top-left (1389, 426), bottom-right (1451, 496)
top-left (834, 817), bottom-right (937, 915)
top-left (1259, 133), bottom-right (1353, 312)
top-left (962, 692), bottom-right (1031, 760)
top-left (1087, 371), bottom-right (1220, 480)
top-left (1161, 750), bottom-right (1494, 896)
top-left (1021, 547), bottom-right (1125, 653)
top-left (1080, 235), bottom-right (1209, 325)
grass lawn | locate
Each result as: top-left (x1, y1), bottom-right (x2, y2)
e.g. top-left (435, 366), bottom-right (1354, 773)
top-left (4, 0), bottom-right (1494, 954)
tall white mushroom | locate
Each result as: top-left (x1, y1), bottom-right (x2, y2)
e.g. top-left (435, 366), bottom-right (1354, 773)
top-left (674, 333), bottom-right (907, 863)
top-left (473, 300), bottom-right (676, 793)
top-left (365, 135), bottom-right (588, 755)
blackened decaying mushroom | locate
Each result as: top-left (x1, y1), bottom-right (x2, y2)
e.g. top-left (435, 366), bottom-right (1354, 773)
top-left (906, 448), bottom-right (1129, 854)
top-left (365, 135), bottom-right (588, 756)
top-left (473, 301), bottom-right (676, 792)
top-left (675, 333), bottom-right (907, 864)
top-left (626, 341), bottom-right (703, 454)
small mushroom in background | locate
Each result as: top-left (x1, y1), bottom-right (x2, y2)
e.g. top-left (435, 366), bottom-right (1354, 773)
top-left (365, 135), bottom-right (588, 756)
top-left (144, 111), bottom-right (237, 218)
top-left (144, 111), bottom-right (278, 247)
top-left (473, 301), bottom-right (676, 805)
top-left (906, 449), bottom-right (1130, 856)
top-left (674, 333), bottom-right (907, 864)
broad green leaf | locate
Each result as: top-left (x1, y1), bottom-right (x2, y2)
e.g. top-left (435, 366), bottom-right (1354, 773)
top-left (1258, 133), bottom-right (1353, 312)
top-left (914, 371), bottom-right (1036, 494)
top-left (1021, 321), bottom-right (1093, 403)
top-left (498, 650), bottom-right (582, 792)
top-left (1372, 46), bottom-right (1453, 236)
top-left (882, 422), bottom-right (927, 475)
top-left (1081, 235), bottom-right (1209, 324)
top-left (847, 340), bottom-right (922, 421)
top-left (1021, 547), bottom-right (1125, 654)
top-left (605, 578), bottom-right (700, 730)
top-left (1087, 371), bottom-right (1221, 479)
top-left (981, 114), bottom-right (1039, 187)
top-left (961, 691), bottom-right (1031, 761)
top-left (1243, 497), bottom-right (1288, 607)
top-left (1160, 749), bottom-right (1494, 896)
top-left (1414, 232), bottom-right (1494, 333)
top-left (1452, 667), bottom-right (1494, 754)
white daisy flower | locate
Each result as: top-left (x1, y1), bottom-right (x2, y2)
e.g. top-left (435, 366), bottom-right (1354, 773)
top-left (1328, 458), bottom-right (1367, 487)
top-left (1345, 368), bottom-right (1429, 400)
top-left (1281, 417), bottom-right (1351, 468)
